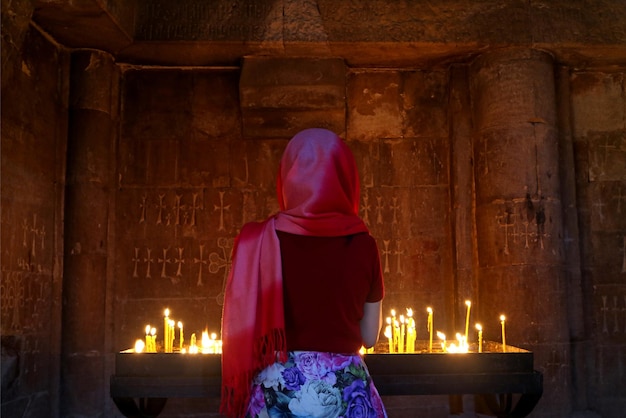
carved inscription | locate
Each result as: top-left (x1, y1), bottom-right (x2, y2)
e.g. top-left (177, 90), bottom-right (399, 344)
top-left (135, 1), bottom-right (274, 41)
top-left (131, 239), bottom-right (233, 291)
top-left (208, 237), bottom-right (234, 305)
top-left (493, 194), bottom-right (551, 254)
top-left (600, 294), bottom-right (626, 334)
top-left (1, 212), bottom-right (50, 334)
top-left (137, 190), bottom-right (203, 227)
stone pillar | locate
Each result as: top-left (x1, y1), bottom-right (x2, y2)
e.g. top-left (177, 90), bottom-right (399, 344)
top-left (470, 48), bottom-right (571, 416)
top-left (61, 49), bottom-right (118, 417)
top-left (450, 65), bottom-right (479, 307)
top-left (556, 65), bottom-right (590, 412)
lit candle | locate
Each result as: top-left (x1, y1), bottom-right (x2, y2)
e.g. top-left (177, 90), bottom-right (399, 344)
top-left (189, 333), bottom-right (198, 354)
top-left (406, 308), bottom-right (415, 353)
top-left (201, 330), bottom-right (210, 353)
top-left (384, 318), bottom-right (394, 353)
top-left (134, 339), bottom-right (145, 353)
top-left (427, 307), bottom-right (433, 353)
top-left (436, 331), bottom-right (446, 352)
top-left (145, 325), bottom-right (151, 351)
top-left (164, 309), bottom-right (170, 352)
top-left (178, 321), bottom-right (184, 350)
top-left (150, 327), bottom-right (156, 353)
top-left (399, 315), bottom-right (405, 353)
top-left (500, 315), bottom-right (506, 352)
top-left (169, 319), bottom-right (176, 353)
top-left (464, 300), bottom-right (471, 341)
top-left (390, 309), bottom-right (397, 353)
top-left (476, 323), bottom-right (483, 353)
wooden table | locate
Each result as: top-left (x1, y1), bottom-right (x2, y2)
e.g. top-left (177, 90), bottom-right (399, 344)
top-left (110, 342), bottom-right (543, 418)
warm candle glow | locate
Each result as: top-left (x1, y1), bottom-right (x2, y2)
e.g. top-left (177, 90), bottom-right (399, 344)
top-left (390, 310), bottom-right (397, 354)
top-left (201, 330), bottom-right (211, 353)
top-left (178, 321), bottom-right (184, 350)
top-left (134, 339), bottom-right (145, 353)
top-left (476, 323), bottom-right (483, 353)
top-left (145, 325), bottom-right (152, 352)
top-left (447, 333), bottom-right (469, 353)
top-left (384, 323), bottom-right (393, 353)
top-left (464, 300), bottom-right (471, 341)
top-left (427, 307), bottom-right (433, 353)
top-left (406, 308), bottom-right (416, 353)
top-left (164, 309), bottom-right (170, 353)
top-left (500, 315), bottom-right (507, 352)
top-left (399, 315), bottom-right (405, 353)
top-left (168, 319), bottom-right (176, 353)
top-left (436, 331), bottom-right (446, 352)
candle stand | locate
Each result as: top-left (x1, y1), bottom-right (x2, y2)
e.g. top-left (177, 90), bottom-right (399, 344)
top-left (110, 341), bottom-right (542, 418)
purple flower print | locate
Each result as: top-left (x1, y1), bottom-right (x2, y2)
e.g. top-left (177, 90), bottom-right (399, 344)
top-left (247, 384), bottom-right (265, 416)
top-left (343, 380), bottom-right (376, 418)
top-left (295, 352), bottom-right (333, 380)
top-left (282, 366), bottom-right (306, 390)
top-left (331, 354), bottom-right (354, 371)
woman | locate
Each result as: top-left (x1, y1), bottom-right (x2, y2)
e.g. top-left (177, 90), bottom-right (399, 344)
top-left (221, 128), bottom-right (387, 418)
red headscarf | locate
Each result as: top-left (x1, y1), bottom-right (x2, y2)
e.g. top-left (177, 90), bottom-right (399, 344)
top-left (220, 128), bottom-right (369, 417)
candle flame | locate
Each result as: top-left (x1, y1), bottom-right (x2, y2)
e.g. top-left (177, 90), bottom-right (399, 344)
top-left (427, 307), bottom-right (433, 314)
top-left (164, 308), bottom-right (170, 317)
top-left (134, 339), bottom-right (145, 353)
top-left (150, 327), bottom-right (156, 336)
top-left (145, 325), bottom-right (151, 334)
top-left (406, 308), bottom-right (413, 317)
top-left (436, 331), bottom-right (446, 340)
top-left (465, 300), bottom-right (471, 307)
top-left (178, 321), bottom-right (183, 328)
top-left (500, 314), bottom-right (506, 322)
top-left (476, 323), bottom-right (482, 331)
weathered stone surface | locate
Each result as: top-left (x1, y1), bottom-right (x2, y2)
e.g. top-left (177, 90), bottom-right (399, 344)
top-left (1, 18), bottom-right (68, 416)
top-left (3, 1), bottom-right (626, 417)
top-left (31, 0), bottom-right (626, 67)
top-left (240, 57), bottom-right (346, 138)
top-left (347, 71), bottom-right (403, 140)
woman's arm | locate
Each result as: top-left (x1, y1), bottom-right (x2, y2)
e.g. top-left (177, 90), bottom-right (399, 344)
top-left (360, 301), bottom-right (382, 348)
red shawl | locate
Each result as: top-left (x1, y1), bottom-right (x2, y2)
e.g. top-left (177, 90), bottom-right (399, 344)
top-left (220, 128), bottom-right (369, 417)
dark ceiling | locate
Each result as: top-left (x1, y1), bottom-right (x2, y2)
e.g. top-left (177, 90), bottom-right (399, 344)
top-left (32, 0), bottom-right (626, 69)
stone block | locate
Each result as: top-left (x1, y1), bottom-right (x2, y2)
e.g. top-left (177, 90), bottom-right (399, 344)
top-left (403, 70), bottom-right (449, 139)
top-left (240, 57), bottom-right (346, 138)
top-left (571, 72), bottom-right (625, 137)
top-left (347, 71), bottom-right (403, 141)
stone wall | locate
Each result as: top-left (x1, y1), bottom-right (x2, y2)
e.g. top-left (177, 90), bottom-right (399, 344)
top-left (108, 55), bottom-right (626, 417)
top-left (1, 16), bottom-right (68, 418)
top-left (2, 1), bottom-right (626, 418)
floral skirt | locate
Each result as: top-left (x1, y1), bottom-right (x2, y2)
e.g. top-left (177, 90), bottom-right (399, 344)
top-left (246, 351), bottom-right (388, 418)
